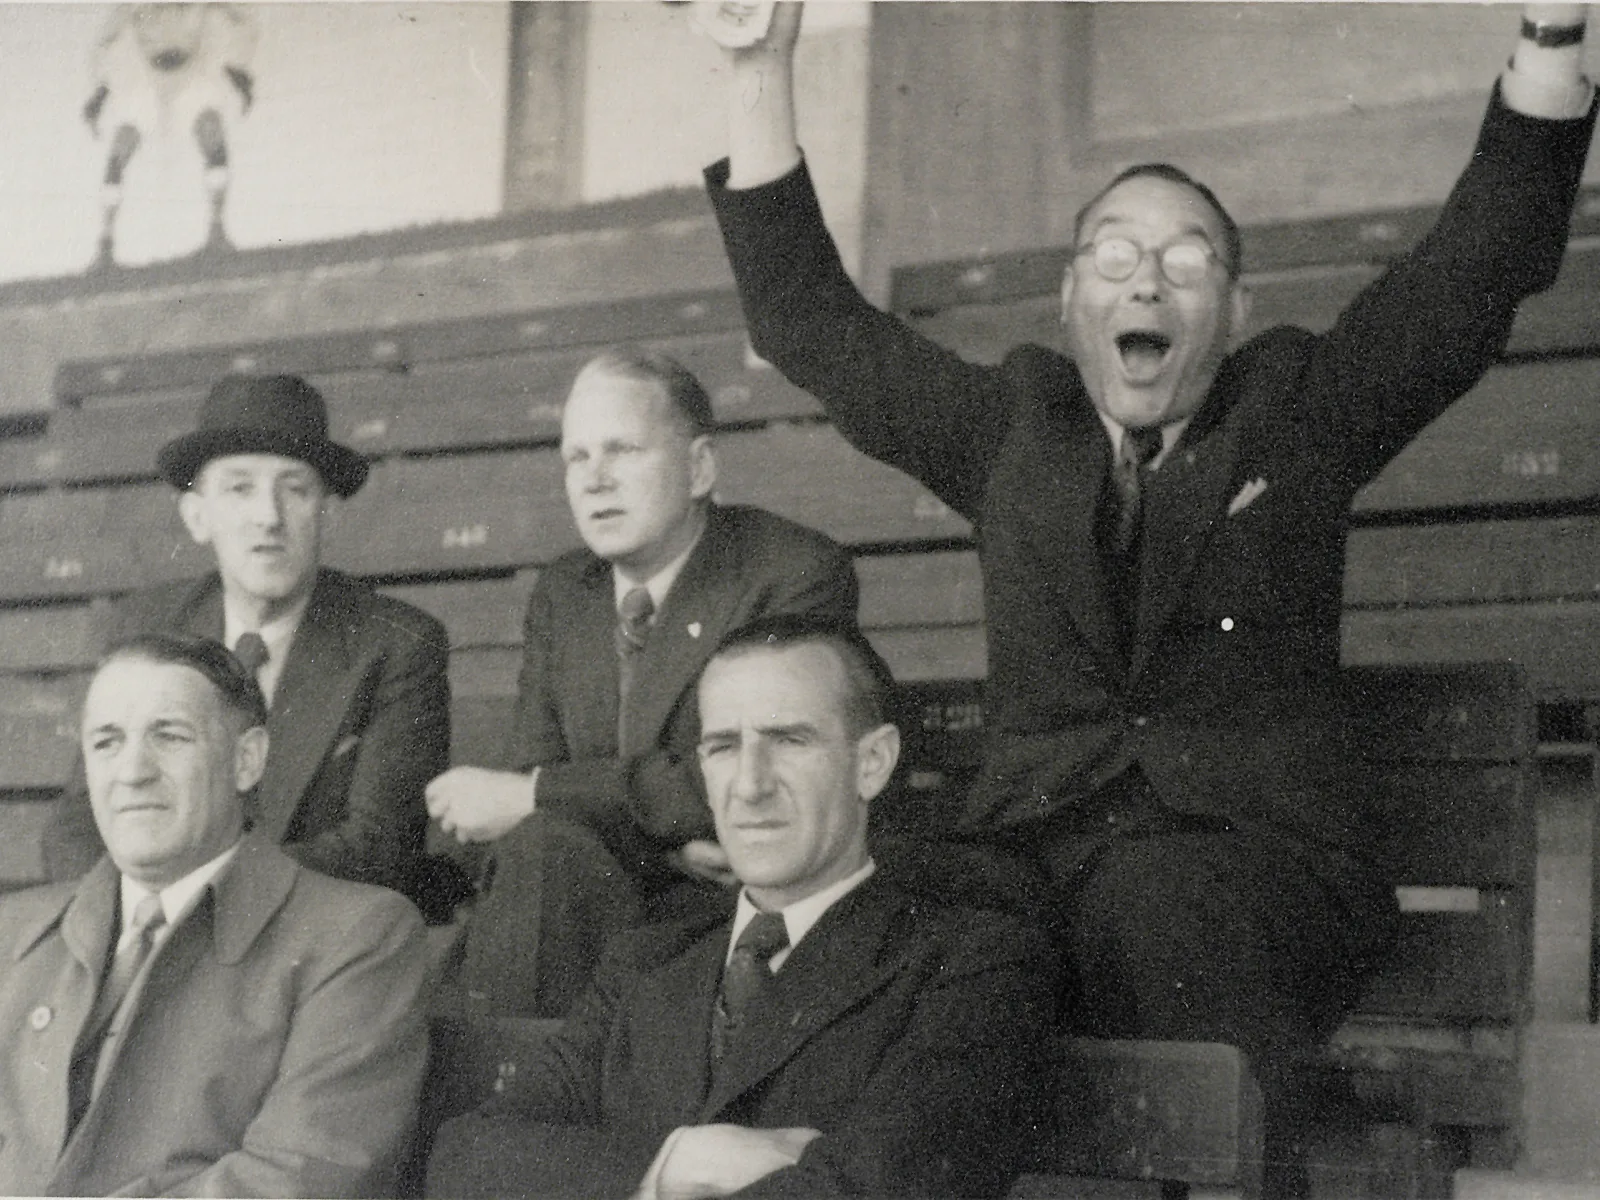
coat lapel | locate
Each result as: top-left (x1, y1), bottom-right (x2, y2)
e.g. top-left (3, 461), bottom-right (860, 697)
top-left (256, 573), bottom-right (354, 841)
top-left (621, 508), bottom-right (742, 757)
top-left (1127, 341), bottom-right (1302, 682)
top-left (564, 559), bottom-right (623, 755)
top-left (1129, 419), bottom-right (1241, 681)
top-left (632, 930), bottom-right (724, 1115)
top-left (698, 880), bottom-right (908, 1121)
top-left (1022, 357), bottom-right (1125, 680)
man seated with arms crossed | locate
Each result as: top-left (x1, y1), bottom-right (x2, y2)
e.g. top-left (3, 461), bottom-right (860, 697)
top-left (703, 4), bottom-right (1595, 1192)
top-left (0, 633), bottom-right (427, 1197)
top-left (427, 348), bottom-right (857, 1018)
top-left (44, 373), bottom-right (452, 910)
top-left (426, 615), bottom-right (1056, 1199)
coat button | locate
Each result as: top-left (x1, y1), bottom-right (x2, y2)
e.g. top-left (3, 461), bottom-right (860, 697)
top-left (1133, 716), bottom-right (1149, 728)
top-left (29, 1006), bottom-right (51, 1031)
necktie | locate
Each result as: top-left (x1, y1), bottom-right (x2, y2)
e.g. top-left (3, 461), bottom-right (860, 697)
top-left (67, 893), bottom-right (167, 1134)
top-left (614, 587), bottom-right (654, 752)
top-left (233, 632), bottom-right (269, 685)
top-left (710, 912), bottom-right (789, 1067)
top-left (1110, 425), bottom-right (1165, 560)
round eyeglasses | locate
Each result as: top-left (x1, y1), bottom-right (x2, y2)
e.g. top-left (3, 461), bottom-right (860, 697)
top-left (1074, 237), bottom-right (1219, 288)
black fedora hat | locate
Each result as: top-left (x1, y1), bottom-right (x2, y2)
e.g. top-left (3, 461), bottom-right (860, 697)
top-left (157, 374), bottom-right (368, 498)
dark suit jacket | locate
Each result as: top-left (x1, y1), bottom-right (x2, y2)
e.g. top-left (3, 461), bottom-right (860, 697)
top-left (43, 568), bottom-right (451, 897)
top-left (709, 87), bottom-right (1596, 885)
top-left (427, 875), bottom-right (1057, 1199)
top-left (0, 833), bottom-right (429, 1198)
top-left (505, 502), bottom-right (857, 878)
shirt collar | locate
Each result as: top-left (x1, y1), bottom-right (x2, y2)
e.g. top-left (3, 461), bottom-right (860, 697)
top-left (727, 858), bottom-right (876, 969)
top-left (1095, 409), bottom-right (1189, 472)
top-left (118, 840), bottom-right (242, 940)
top-left (612, 523), bottom-right (705, 613)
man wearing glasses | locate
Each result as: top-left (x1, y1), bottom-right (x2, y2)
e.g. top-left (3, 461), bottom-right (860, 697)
top-left (700, 4), bottom-right (1595, 1192)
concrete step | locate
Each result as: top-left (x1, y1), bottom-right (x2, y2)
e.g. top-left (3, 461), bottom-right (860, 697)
top-left (1523, 1023), bottom-right (1600, 1183)
top-left (1455, 1169), bottom-right (1600, 1199)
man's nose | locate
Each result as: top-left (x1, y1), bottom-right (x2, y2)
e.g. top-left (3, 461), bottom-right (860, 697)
top-left (1127, 252), bottom-right (1166, 302)
top-left (584, 456), bottom-right (616, 492)
top-left (114, 739), bottom-right (159, 785)
top-left (248, 487), bottom-right (286, 528)
top-left (730, 738), bottom-right (774, 803)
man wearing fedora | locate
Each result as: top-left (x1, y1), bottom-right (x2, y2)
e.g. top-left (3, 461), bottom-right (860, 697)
top-left (43, 373), bottom-right (451, 905)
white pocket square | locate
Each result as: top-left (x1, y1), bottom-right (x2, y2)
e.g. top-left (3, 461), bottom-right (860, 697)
top-left (332, 734), bottom-right (361, 759)
top-left (1227, 477), bottom-right (1268, 516)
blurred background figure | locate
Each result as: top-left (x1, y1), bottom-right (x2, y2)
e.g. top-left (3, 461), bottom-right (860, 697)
top-left (83, 2), bottom-right (258, 268)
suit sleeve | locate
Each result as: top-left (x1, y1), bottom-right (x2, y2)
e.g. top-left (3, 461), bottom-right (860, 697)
top-left (113, 896), bottom-right (431, 1199)
top-left (516, 537), bottom-right (860, 850)
top-left (707, 158), bottom-right (1013, 522)
top-left (1295, 83), bottom-right (1597, 491)
top-left (734, 911), bottom-right (1059, 1199)
top-left (282, 608), bottom-right (451, 895)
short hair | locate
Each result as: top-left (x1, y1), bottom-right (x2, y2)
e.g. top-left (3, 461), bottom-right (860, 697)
top-left (98, 632), bottom-right (268, 731)
top-left (1073, 163), bottom-right (1243, 283)
top-left (573, 346), bottom-right (715, 437)
top-left (706, 614), bottom-right (897, 737)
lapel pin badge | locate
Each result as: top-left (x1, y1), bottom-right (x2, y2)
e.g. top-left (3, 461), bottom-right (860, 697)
top-left (688, 622), bottom-right (703, 639)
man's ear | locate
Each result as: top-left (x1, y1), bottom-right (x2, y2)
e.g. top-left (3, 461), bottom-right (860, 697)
top-left (855, 722), bottom-right (901, 804)
top-left (1059, 265), bottom-right (1077, 325)
top-left (178, 489), bottom-right (213, 547)
top-left (234, 725), bottom-right (269, 794)
top-left (688, 434), bottom-right (717, 501)
top-left (1226, 283), bottom-right (1252, 344)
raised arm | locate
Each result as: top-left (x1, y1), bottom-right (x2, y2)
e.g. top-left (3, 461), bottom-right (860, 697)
top-left (708, 2), bottom-right (1014, 520)
top-left (1292, 3), bottom-right (1596, 489)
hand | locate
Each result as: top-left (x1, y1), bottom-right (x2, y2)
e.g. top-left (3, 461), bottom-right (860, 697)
top-left (720, 0), bottom-right (803, 65)
top-left (424, 766), bottom-right (536, 843)
top-left (669, 839), bottom-right (738, 889)
top-left (638, 1124), bottom-right (821, 1199)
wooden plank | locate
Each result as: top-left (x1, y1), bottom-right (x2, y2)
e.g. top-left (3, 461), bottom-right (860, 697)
top-left (0, 675), bottom-right (85, 790)
top-left (1376, 765), bottom-right (1525, 887)
top-left (1360, 900), bottom-right (1524, 1024)
top-left (383, 575), bottom-right (535, 650)
top-left (1028, 1039), bottom-right (1262, 1194)
top-left (857, 551), bottom-right (984, 629)
top-left (1342, 601), bottom-right (1600, 702)
top-left (1340, 662), bottom-right (1533, 761)
top-left (716, 424), bottom-right (974, 547)
top-left (1354, 359), bottom-right (1600, 514)
top-left (53, 291), bottom-right (751, 403)
top-left (1345, 518), bottom-right (1600, 608)
top-left (328, 455), bottom-right (576, 578)
top-left (0, 535), bottom-right (144, 603)
top-left (866, 625), bottom-right (986, 682)
top-left (0, 603), bottom-right (109, 671)
top-left (0, 796), bottom-right (53, 892)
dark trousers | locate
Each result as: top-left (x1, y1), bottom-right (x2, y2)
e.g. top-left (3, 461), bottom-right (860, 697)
top-left (1040, 770), bottom-right (1398, 1196)
top-left (447, 812), bottom-right (729, 1020)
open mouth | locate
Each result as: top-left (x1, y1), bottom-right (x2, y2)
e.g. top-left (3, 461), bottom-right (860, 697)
top-left (1115, 331), bottom-right (1172, 378)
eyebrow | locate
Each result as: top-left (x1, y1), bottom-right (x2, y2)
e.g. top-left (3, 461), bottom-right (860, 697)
top-left (1085, 212), bottom-right (1219, 248)
top-left (700, 719), bottom-right (822, 744)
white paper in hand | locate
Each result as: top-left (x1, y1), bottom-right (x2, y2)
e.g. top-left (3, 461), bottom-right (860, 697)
top-left (690, 0), bottom-right (777, 49)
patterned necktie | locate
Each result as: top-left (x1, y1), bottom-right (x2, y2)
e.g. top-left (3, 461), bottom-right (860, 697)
top-left (710, 911), bottom-right (789, 1067)
top-left (1110, 425), bottom-right (1166, 560)
top-left (614, 587), bottom-right (654, 752)
top-left (233, 632), bottom-right (269, 688)
top-left (67, 893), bottom-right (167, 1134)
